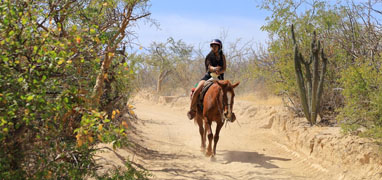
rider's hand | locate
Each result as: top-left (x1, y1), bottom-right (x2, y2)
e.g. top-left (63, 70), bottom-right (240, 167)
top-left (215, 67), bottom-right (221, 74)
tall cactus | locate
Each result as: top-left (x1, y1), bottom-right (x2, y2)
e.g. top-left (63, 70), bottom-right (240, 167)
top-left (291, 24), bottom-right (328, 125)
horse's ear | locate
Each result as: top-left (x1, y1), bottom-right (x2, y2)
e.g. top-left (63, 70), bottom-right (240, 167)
top-left (216, 80), bottom-right (228, 88)
top-left (232, 81), bottom-right (240, 89)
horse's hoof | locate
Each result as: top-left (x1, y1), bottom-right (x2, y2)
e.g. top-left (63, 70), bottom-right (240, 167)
top-left (200, 147), bottom-right (205, 152)
top-left (210, 156), bottom-right (216, 162)
top-left (205, 151), bottom-right (213, 157)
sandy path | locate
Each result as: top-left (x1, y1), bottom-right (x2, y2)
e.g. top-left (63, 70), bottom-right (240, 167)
top-left (122, 98), bottom-right (332, 180)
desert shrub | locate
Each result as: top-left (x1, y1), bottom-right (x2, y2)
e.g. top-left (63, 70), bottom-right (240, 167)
top-left (338, 61), bottom-right (382, 138)
top-left (258, 0), bottom-right (382, 142)
top-left (0, 0), bottom-right (151, 179)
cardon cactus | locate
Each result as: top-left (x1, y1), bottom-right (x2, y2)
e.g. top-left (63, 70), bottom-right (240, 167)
top-left (291, 24), bottom-right (328, 125)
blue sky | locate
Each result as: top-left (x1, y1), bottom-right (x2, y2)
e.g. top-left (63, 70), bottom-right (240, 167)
top-left (133, 0), bottom-right (270, 52)
top-left (132, 0), bottom-right (382, 53)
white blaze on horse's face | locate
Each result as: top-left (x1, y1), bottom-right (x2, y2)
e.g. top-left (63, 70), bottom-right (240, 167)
top-left (227, 91), bottom-right (233, 118)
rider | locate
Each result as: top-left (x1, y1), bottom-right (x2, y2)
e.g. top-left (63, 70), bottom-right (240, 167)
top-left (187, 39), bottom-right (226, 120)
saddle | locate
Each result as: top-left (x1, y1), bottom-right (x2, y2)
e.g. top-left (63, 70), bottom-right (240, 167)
top-left (197, 78), bottom-right (215, 110)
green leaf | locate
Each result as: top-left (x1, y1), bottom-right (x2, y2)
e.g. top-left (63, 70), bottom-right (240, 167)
top-left (3, 17), bottom-right (8, 24)
top-left (18, 77), bottom-right (23, 82)
top-left (73, 128), bottom-right (80, 133)
top-left (2, 56), bottom-right (8, 62)
top-left (21, 17), bottom-right (27, 25)
top-left (58, 59), bottom-right (65, 65)
top-left (0, 119), bottom-right (7, 126)
top-left (9, 30), bottom-right (15, 36)
top-left (90, 28), bottom-right (96, 34)
top-left (26, 95), bottom-right (34, 102)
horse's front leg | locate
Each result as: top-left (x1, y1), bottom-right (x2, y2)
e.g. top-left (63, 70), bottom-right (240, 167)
top-left (213, 120), bottom-right (223, 156)
top-left (204, 119), bottom-right (213, 157)
top-left (196, 114), bottom-right (205, 151)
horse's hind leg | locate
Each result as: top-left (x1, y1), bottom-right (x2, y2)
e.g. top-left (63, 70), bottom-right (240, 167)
top-left (213, 121), bottom-right (223, 156)
top-left (196, 114), bottom-right (205, 151)
top-left (205, 120), bottom-right (213, 157)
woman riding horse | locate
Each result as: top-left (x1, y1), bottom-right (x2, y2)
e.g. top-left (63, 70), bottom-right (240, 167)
top-left (187, 39), bottom-right (226, 120)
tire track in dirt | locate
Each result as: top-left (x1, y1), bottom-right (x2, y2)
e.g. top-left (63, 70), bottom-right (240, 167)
top-left (122, 97), bottom-right (335, 180)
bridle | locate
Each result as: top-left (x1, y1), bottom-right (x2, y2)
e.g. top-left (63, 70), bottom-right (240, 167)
top-left (221, 90), bottom-right (234, 123)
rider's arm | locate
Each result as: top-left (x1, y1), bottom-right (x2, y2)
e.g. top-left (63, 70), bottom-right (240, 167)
top-left (208, 65), bottom-right (220, 73)
top-left (206, 56), bottom-right (220, 73)
top-left (206, 54), bottom-right (223, 73)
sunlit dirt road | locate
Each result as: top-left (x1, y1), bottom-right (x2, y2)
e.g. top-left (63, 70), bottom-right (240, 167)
top-left (120, 96), bottom-right (332, 180)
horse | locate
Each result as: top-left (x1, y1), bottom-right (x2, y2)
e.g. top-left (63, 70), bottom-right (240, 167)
top-left (194, 80), bottom-right (240, 157)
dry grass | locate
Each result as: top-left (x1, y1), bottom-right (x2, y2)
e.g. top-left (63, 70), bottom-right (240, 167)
top-left (236, 93), bottom-right (283, 106)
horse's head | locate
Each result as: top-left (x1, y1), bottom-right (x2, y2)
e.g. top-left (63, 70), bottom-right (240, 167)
top-left (216, 80), bottom-right (240, 122)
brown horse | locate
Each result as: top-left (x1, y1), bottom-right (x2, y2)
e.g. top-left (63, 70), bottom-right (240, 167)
top-left (194, 80), bottom-right (239, 156)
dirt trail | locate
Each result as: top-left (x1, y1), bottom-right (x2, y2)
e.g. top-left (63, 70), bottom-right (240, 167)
top-left (102, 95), bottom-right (335, 180)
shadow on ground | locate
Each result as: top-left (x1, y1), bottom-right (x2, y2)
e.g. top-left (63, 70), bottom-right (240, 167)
top-left (221, 150), bottom-right (291, 169)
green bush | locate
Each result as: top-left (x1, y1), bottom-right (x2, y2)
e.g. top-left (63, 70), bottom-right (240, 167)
top-left (96, 162), bottom-right (152, 180)
top-left (258, 0), bottom-right (344, 116)
top-left (259, 0), bottom-right (382, 137)
top-left (338, 61), bottom-right (382, 139)
top-left (0, 0), bottom-right (150, 179)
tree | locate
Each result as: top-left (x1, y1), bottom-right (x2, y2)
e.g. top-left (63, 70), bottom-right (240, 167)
top-left (146, 37), bottom-right (193, 93)
top-left (258, 0), bottom-right (341, 117)
top-left (0, 0), bottom-right (151, 178)
top-left (91, 0), bottom-right (151, 105)
top-left (259, 0), bottom-right (382, 140)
